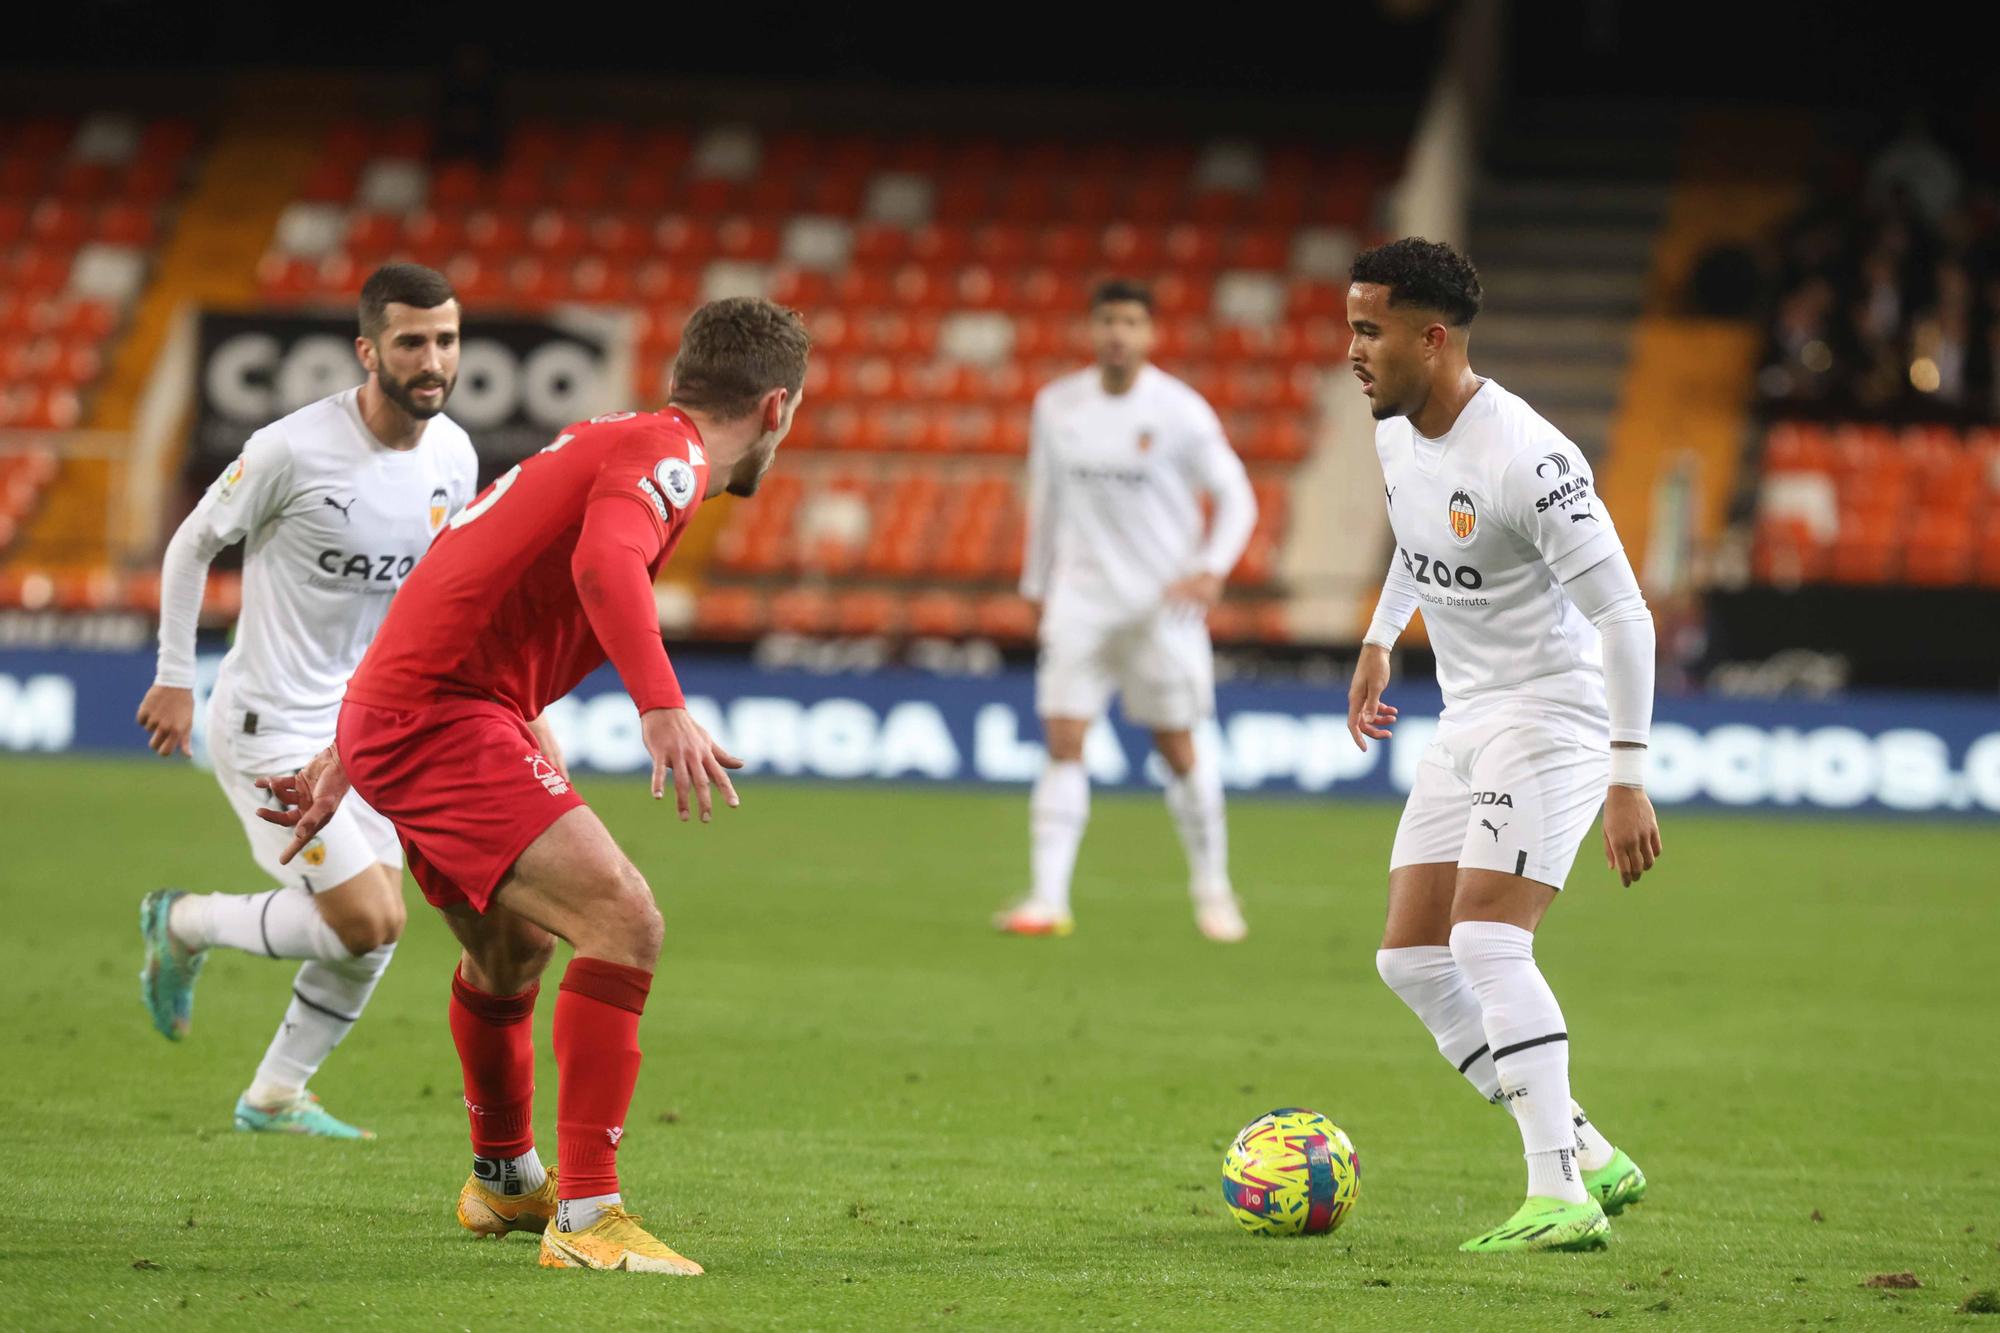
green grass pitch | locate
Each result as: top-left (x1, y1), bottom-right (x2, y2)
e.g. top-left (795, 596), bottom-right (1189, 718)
top-left (2, 755), bottom-right (1996, 1329)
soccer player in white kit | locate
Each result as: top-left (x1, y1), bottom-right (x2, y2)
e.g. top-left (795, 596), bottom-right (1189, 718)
top-left (1343, 239), bottom-right (1662, 1252)
top-left (997, 280), bottom-right (1258, 942)
top-left (134, 265), bottom-right (491, 1138)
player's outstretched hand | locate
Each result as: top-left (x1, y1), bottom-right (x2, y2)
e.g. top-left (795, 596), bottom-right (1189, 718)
top-left (254, 745), bottom-right (352, 864)
top-left (1602, 782), bottom-right (1662, 887)
top-left (641, 707), bottom-right (744, 823)
top-left (136, 683), bottom-right (195, 757)
top-left (1346, 644), bottom-right (1399, 752)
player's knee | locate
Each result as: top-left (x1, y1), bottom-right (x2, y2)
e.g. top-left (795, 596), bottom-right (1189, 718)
top-left (618, 868), bottom-right (665, 964)
top-left (331, 909), bottom-right (400, 956)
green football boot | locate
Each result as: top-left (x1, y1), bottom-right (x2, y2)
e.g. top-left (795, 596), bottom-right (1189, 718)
top-left (1583, 1148), bottom-right (1648, 1215)
top-left (139, 889), bottom-right (205, 1040)
top-left (233, 1091), bottom-right (375, 1140)
top-left (1460, 1195), bottom-right (1610, 1253)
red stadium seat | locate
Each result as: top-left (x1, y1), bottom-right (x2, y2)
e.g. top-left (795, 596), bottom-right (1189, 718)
top-left (693, 586), bottom-right (766, 641)
top-left (769, 587), bottom-right (835, 636)
top-left (905, 591), bottom-right (974, 638)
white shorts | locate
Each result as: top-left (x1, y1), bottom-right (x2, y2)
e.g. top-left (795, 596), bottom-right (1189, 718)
top-left (1035, 605), bottom-right (1215, 731)
top-left (1389, 700), bottom-right (1609, 890)
top-left (206, 686), bottom-right (401, 893)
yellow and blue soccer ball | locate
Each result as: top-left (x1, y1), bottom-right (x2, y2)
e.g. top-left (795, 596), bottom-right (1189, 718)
top-left (1221, 1107), bottom-right (1359, 1236)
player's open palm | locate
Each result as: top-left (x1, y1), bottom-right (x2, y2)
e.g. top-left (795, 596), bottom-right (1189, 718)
top-left (136, 684), bottom-right (195, 757)
top-left (641, 707), bottom-right (744, 823)
top-left (1346, 645), bottom-right (1399, 752)
top-left (1602, 783), bottom-right (1662, 887)
top-left (254, 745), bottom-right (351, 864)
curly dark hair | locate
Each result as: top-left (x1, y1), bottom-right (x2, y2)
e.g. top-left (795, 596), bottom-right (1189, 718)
top-left (1349, 238), bottom-right (1483, 327)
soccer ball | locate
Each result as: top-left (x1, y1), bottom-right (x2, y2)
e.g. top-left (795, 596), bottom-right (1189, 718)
top-left (1220, 1107), bottom-right (1359, 1237)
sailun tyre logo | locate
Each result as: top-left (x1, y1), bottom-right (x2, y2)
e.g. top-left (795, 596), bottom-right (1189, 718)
top-left (1447, 489), bottom-right (1478, 545)
top-left (1535, 452), bottom-right (1572, 479)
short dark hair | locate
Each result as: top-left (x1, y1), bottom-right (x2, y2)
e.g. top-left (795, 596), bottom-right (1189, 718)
top-left (1349, 238), bottom-right (1482, 327)
top-left (1090, 278), bottom-right (1155, 314)
top-left (358, 263), bottom-right (457, 340)
top-left (668, 297), bottom-right (812, 420)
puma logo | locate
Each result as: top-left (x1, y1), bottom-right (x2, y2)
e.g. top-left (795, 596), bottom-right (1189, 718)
top-left (1569, 510), bottom-right (1597, 523)
top-left (323, 495), bottom-right (356, 523)
top-left (1481, 818), bottom-right (1508, 841)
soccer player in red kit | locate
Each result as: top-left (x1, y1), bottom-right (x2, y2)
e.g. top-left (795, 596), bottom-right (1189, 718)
top-left (258, 298), bottom-right (810, 1274)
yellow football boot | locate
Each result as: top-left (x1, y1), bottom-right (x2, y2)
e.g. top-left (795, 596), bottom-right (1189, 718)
top-left (456, 1169), bottom-right (558, 1238)
top-left (537, 1205), bottom-right (705, 1274)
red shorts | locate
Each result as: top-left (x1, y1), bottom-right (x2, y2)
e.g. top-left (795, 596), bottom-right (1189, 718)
top-left (337, 697), bottom-right (585, 913)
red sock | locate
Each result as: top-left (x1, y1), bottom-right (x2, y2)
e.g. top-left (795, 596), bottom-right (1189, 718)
top-left (448, 966), bottom-right (538, 1159)
top-left (553, 956), bottom-right (652, 1200)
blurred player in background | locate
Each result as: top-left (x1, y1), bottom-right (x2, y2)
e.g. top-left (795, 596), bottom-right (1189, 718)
top-left (998, 280), bottom-right (1258, 942)
top-left (260, 297), bottom-right (808, 1276)
top-left (135, 264), bottom-right (482, 1139)
top-left (1344, 239), bottom-right (1659, 1253)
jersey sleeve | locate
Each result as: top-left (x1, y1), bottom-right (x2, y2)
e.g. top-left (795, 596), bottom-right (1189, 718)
top-left (154, 431), bottom-right (295, 688)
top-left (1495, 440), bottom-right (1623, 582)
top-left (1019, 394), bottom-right (1059, 601)
top-left (451, 432), bottom-right (480, 520)
top-left (189, 427), bottom-right (297, 549)
top-left (1175, 393), bottom-right (1257, 578)
top-left (585, 423), bottom-right (702, 545)
top-left (572, 424), bottom-right (704, 714)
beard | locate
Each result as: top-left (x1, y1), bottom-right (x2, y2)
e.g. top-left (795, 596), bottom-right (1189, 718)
top-left (724, 434), bottom-right (779, 498)
top-left (380, 369), bottom-right (455, 420)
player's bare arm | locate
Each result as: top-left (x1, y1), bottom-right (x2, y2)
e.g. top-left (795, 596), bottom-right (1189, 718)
top-left (1602, 754), bottom-right (1662, 888)
top-left (254, 744), bottom-right (351, 863)
top-left (1346, 644), bottom-right (1401, 751)
top-left (136, 684), bottom-right (195, 757)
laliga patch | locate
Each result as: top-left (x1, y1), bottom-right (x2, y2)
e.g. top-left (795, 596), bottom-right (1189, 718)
top-left (217, 456), bottom-right (247, 502)
top-left (1447, 488), bottom-right (1478, 546)
top-left (654, 456), bottom-right (697, 509)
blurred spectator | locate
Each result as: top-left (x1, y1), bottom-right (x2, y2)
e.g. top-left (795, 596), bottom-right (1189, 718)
top-left (1869, 110), bottom-right (1962, 222)
top-left (1757, 114), bottom-right (2000, 425)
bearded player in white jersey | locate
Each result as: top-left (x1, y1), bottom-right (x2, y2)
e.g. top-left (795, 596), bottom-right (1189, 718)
top-left (1344, 238), bottom-right (1662, 1252)
top-left (134, 264), bottom-right (487, 1138)
top-left (997, 279), bottom-right (1258, 942)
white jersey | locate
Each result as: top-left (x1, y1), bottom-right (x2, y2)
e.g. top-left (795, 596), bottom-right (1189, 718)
top-left (1375, 380), bottom-right (1624, 716)
top-left (155, 386), bottom-right (478, 765)
top-left (1021, 364), bottom-right (1257, 623)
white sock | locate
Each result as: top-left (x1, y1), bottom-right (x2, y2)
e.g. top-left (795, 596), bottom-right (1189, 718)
top-left (247, 944), bottom-right (396, 1096)
top-left (1571, 1099), bottom-right (1615, 1172)
top-left (171, 888), bottom-right (351, 961)
top-left (1029, 761), bottom-right (1089, 914)
top-left (1526, 1146), bottom-right (1584, 1200)
top-left (1164, 754), bottom-right (1232, 902)
top-left (1449, 920), bottom-right (1586, 1204)
top-left (557, 1193), bottom-right (621, 1232)
top-left (1375, 946), bottom-right (1503, 1102)
top-left (473, 1147), bottom-right (548, 1197)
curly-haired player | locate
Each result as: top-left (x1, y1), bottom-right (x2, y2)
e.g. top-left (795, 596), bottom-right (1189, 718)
top-left (1345, 238), bottom-right (1660, 1253)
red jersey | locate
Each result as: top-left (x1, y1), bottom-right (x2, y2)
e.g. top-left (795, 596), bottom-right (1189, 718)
top-left (345, 408), bottom-right (709, 721)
